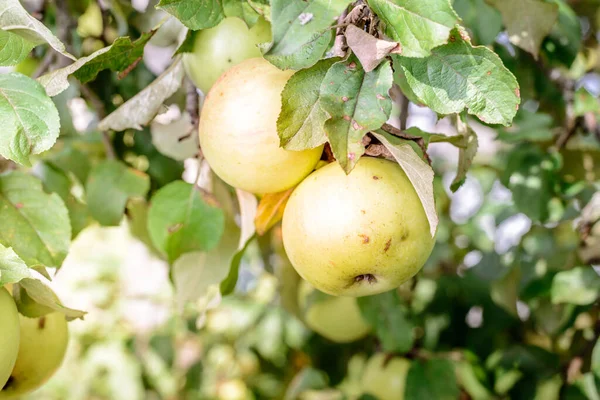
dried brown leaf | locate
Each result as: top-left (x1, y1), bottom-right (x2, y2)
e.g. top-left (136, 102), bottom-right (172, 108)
top-left (254, 188), bottom-right (295, 236)
top-left (345, 24), bottom-right (401, 72)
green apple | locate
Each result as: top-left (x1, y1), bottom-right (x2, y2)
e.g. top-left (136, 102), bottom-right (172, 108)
top-left (199, 57), bottom-right (323, 194)
top-left (0, 288), bottom-right (19, 390)
top-left (183, 17), bottom-right (271, 94)
top-left (282, 157), bottom-right (435, 297)
top-left (298, 280), bottom-right (370, 343)
top-left (361, 353), bottom-right (411, 400)
top-left (0, 312), bottom-right (69, 398)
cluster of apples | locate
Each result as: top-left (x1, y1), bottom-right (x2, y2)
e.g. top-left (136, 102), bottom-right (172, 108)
top-left (0, 287), bottom-right (69, 399)
top-left (185, 17), bottom-right (434, 343)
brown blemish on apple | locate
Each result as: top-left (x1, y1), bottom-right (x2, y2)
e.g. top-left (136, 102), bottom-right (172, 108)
top-left (354, 274), bottom-right (377, 284)
top-left (361, 210), bottom-right (366, 214)
top-left (384, 238), bottom-right (392, 252)
top-left (38, 316), bottom-right (46, 330)
top-left (372, 175), bottom-right (380, 180)
top-left (359, 234), bottom-right (370, 244)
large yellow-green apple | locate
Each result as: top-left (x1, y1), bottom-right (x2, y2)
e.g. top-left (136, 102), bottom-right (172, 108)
top-left (198, 58), bottom-right (323, 194)
top-left (282, 157), bottom-right (435, 297)
top-left (183, 17), bottom-right (271, 94)
top-left (0, 288), bottom-right (19, 390)
top-left (0, 312), bottom-right (69, 398)
top-left (361, 354), bottom-right (411, 400)
top-left (298, 280), bottom-right (370, 343)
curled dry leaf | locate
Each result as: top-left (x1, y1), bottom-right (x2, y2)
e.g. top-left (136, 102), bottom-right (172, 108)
top-left (345, 24), bottom-right (401, 72)
top-left (254, 188), bottom-right (295, 236)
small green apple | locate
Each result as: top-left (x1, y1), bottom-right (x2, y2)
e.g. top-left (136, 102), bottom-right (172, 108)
top-left (0, 312), bottom-right (69, 398)
top-left (298, 280), bottom-right (370, 343)
top-left (183, 17), bottom-right (271, 94)
top-left (361, 353), bottom-right (411, 400)
top-left (199, 57), bottom-right (323, 194)
top-left (0, 288), bottom-right (19, 390)
top-left (282, 157), bottom-right (435, 297)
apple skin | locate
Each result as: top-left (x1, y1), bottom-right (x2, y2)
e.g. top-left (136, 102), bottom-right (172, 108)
top-left (183, 17), bottom-right (271, 94)
top-left (282, 157), bottom-right (434, 297)
top-left (298, 280), bottom-right (370, 343)
top-left (0, 288), bottom-right (19, 390)
top-left (0, 312), bottom-right (69, 398)
top-left (361, 353), bottom-right (410, 400)
top-left (199, 57), bottom-right (323, 194)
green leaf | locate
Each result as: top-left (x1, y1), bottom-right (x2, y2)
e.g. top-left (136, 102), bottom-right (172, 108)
top-left (551, 267), bottom-right (600, 305)
top-left (223, 0), bottom-right (262, 27)
top-left (403, 126), bottom-right (465, 147)
top-left (452, 0), bottom-right (502, 45)
top-left (283, 367), bottom-right (329, 400)
top-left (357, 291), bottom-right (414, 353)
top-left (264, 0), bottom-right (352, 70)
top-left (450, 120), bottom-right (478, 192)
top-left (220, 189), bottom-right (258, 295)
top-left (501, 145), bottom-right (559, 222)
top-left (321, 56), bottom-right (393, 173)
top-left (393, 27), bottom-right (521, 126)
top-left (496, 110), bottom-right (555, 143)
top-left (371, 131), bottom-right (438, 237)
top-left (543, 0), bottom-right (581, 67)
top-left (172, 176), bottom-right (238, 309)
top-left (0, 29), bottom-right (34, 66)
top-left (157, 0), bottom-right (224, 30)
top-left (72, 33), bottom-right (154, 85)
top-left (86, 160), bottom-right (150, 226)
top-left (573, 88), bottom-right (600, 118)
top-left (17, 278), bottom-right (86, 320)
top-left (592, 338), bottom-right (600, 379)
top-left (99, 59), bottom-right (185, 132)
top-left (278, 57), bottom-right (337, 151)
top-left (0, 0), bottom-right (75, 60)
top-left (488, 0), bottom-right (558, 58)
top-left (0, 73), bottom-right (60, 166)
top-left (148, 180), bottom-right (225, 263)
top-left (33, 161), bottom-right (90, 238)
top-left (0, 243), bottom-right (31, 286)
top-left (0, 171), bottom-right (70, 268)
top-left (405, 359), bottom-right (460, 400)
top-left (368, 0), bottom-right (459, 57)
top-left (456, 360), bottom-right (494, 400)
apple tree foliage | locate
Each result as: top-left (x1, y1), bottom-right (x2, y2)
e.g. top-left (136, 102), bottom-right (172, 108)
top-left (0, 0), bottom-right (600, 398)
